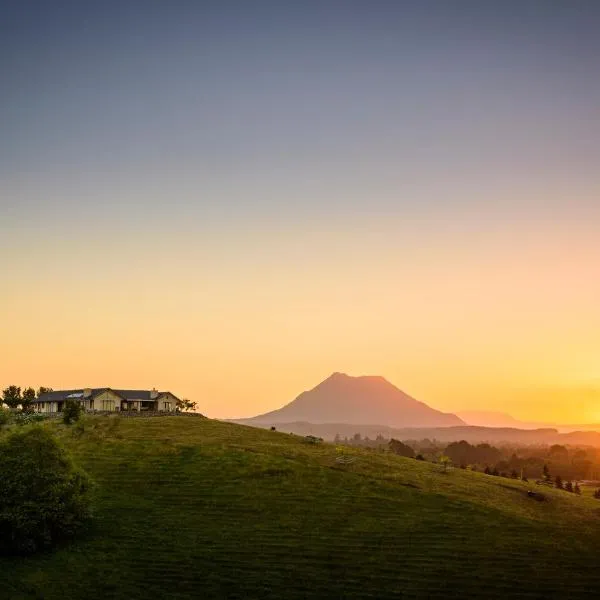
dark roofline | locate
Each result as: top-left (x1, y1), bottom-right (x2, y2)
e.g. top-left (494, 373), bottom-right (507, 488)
top-left (35, 388), bottom-right (177, 403)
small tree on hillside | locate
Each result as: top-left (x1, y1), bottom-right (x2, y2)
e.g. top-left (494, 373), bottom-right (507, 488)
top-left (388, 439), bottom-right (415, 458)
top-left (176, 398), bottom-right (197, 412)
top-left (555, 475), bottom-right (563, 490)
top-left (21, 388), bottom-right (36, 413)
top-left (439, 455), bottom-right (451, 473)
top-left (0, 427), bottom-right (92, 554)
top-left (2, 386), bottom-right (22, 410)
top-left (62, 399), bottom-right (82, 425)
top-left (565, 481), bottom-right (573, 493)
top-left (543, 463), bottom-right (550, 481)
top-left (484, 466), bottom-right (491, 475)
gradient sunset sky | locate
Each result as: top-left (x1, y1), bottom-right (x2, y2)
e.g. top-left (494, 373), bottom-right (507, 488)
top-left (2, 1), bottom-right (599, 422)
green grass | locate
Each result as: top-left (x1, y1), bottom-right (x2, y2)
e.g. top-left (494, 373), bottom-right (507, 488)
top-left (2, 416), bottom-right (600, 599)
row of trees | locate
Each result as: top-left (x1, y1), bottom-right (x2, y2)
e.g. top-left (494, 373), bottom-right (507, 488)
top-left (340, 434), bottom-right (600, 484)
top-left (2, 386), bottom-right (52, 411)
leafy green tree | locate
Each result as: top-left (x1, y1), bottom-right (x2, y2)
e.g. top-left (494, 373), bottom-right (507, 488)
top-left (555, 475), bottom-right (563, 490)
top-left (2, 386), bottom-right (22, 409)
top-left (37, 387), bottom-right (53, 398)
top-left (0, 408), bottom-right (11, 427)
top-left (0, 427), bottom-right (92, 554)
top-left (565, 481), bottom-right (573, 493)
top-left (543, 464), bottom-right (550, 481)
top-left (388, 439), bottom-right (415, 458)
top-left (21, 388), bottom-right (36, 413)
top-left (439, 455), bottom-right (451, 472)
top-left (62, 399), bottom-right (82, 425)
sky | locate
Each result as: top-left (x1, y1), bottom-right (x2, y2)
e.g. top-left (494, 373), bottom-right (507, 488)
top-left (2, 1), bottom-right (599, 422)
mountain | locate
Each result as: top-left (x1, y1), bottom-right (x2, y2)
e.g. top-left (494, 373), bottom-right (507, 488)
top-left (241, 372), bottom-right (464, 427)
top-left (457, 410), bottom-right (600, 434)
top-left (456, 410), bottom-right (549, 429)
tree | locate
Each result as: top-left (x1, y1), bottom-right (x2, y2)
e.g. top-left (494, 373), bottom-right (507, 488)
top-left (555, 475), bottom-right (563, 490)
top-left (37, 387), bottom-right (53, 398)
top-left (574, 482), bottom-right (581, 495)
top-left (388, 439), bottom-right (415, 458)
top-left (21, 388), bottom-right (36, 413)
top-left (565, 481), bottom-right (573, 493)
top-left (0, 427), bottom-right (91, 554)
top-left (176, 398), bottom-right (197, 412)
top-left (2, 386), bottom-right (21, 409)
top-left (62, 399), bottom-right (82, 425)
top-left (439, 455), bottom-right (451, 473)
top-left (484, 466), bottom-right (491, 475)
top-left (543, 464), bottom-right (550, 481)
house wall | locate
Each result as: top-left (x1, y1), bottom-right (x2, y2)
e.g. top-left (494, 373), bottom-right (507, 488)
top-left (157, 393), bottom-right (177, 412)
top-left (92, 390), bottom-right (122, 411)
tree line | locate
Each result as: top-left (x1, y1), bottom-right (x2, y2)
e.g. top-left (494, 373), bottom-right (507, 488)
top-left (1, 386), bottom-right (53, 412)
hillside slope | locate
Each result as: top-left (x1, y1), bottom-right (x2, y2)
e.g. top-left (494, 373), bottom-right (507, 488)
top-left (244, 372), bottom-right (464, 427)
top-left (2, 416), bottom-right (600, 599)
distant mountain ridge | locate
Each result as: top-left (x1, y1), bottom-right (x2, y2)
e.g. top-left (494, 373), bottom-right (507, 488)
top-left (457, 410), bottom-right (600, 433)
top-left (241, 372), bottom-right (464, 428)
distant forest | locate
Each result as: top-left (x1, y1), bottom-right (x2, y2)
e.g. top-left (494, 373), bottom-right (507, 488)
top-left (337, 433), bottom-right (600, 482)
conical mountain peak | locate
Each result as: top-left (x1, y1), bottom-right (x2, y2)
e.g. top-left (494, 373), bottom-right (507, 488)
top-left (248, 373), bottom-right (464, 427)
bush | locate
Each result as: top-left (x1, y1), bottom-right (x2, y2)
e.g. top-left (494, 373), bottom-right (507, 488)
top-left (63, 399), bottom-right (83, 425)
top-left (0, 427), bottom-right (92, 554)
top-left (0, 408), bottom-right (11, 427)
top-left (14, 412), bottom-right (47, 426)
top-left (304, 435), bottom-right (323, 444)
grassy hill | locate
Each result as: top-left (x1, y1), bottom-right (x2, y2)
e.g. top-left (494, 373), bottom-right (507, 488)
top-left (2, 416), bottom-right (600, 599)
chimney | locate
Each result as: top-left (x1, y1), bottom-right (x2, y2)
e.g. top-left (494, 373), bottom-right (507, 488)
top-left (83, 388), bottom-right (92, 398)
top-left (150, 388), bottom-right (159, 399)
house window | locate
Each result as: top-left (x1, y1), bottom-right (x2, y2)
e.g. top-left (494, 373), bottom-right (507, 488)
top-left (103, 399), bottom-right (114, 411)
top-left (164, 402), bottom-right (171, 411)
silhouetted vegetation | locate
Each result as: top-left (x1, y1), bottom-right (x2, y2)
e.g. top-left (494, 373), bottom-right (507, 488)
top-left (176, 398), bottom-right (198, 412)
top-left (388, 438), bottom-right (415, 458)
top-left (0, 427), bottom-right (91, 555)
top-left (63, 399), bottom-right (83, 425)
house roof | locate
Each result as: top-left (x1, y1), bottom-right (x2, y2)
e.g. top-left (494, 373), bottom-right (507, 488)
top-left (36, 388), bottom-right (180, 403)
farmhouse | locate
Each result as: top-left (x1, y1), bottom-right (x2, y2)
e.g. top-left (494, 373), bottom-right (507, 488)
top-left (34, 388), bottom-right (180, 414)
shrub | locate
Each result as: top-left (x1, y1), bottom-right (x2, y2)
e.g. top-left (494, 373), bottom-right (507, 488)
top-left (304, 435), bottom-right (323, 444)
top-left (14, 412), bottom-right (47, 426)
top-left (388, 439), bottom-right (415, 458)
top-left (0, 408), bottom-right (11, 427)
top-left (63, 399), bottom-right (83, 425)
top-left (0, 427), bottom-right (92, 555)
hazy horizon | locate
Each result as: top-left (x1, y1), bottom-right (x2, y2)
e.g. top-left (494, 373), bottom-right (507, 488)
top-left (2, 2), bottom-right (600, 422)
